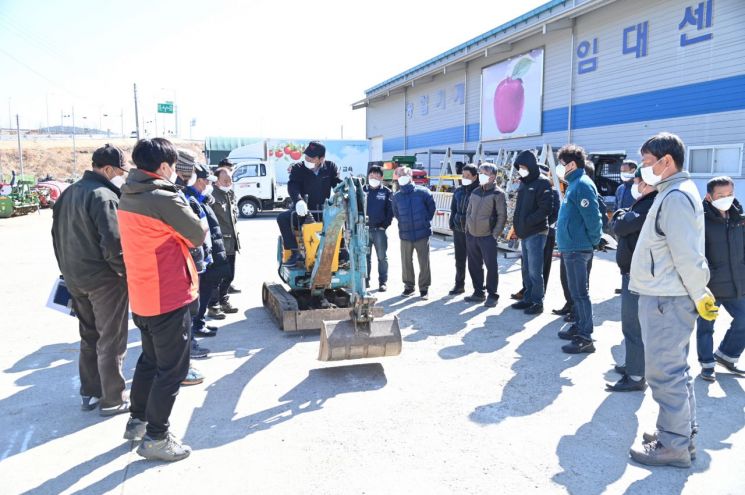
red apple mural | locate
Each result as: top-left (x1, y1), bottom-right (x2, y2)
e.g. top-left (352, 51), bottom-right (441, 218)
top-left (493, 57), bottom-right (534, 134)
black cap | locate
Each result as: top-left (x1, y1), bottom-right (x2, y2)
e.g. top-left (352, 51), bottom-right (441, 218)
top-left (194, 163), bottom-right (217, 182)
top-left (304, 141), bottom-right (326, 159)
top-left (218, 158), bottom-right (234, 168)
top-left (92, 144), bottom-right (127, 170)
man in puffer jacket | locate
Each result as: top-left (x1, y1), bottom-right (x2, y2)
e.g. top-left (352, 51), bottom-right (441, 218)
top-left (449, 164), bottom-right (479, 295)
top-left (696, 176), bottom-right (745, 382)
top-left (464, 163), bottom-right (508, 308)
top-left (392, 167), bottom-right (436, 299)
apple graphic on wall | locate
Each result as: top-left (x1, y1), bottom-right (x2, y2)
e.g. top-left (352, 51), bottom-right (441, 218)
top-left (493, 56), bottom-right (534, 134)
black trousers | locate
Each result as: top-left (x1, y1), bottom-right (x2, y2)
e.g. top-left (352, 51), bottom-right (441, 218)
top-left (543, 227), bottom-right (556, 289)
top-left (559, 250), bottom-right (593, 308)
top-left (277, 209), bottom-right (322, 250)
top-left (68, 278), bottom-right (129, 407)
top-left (466, 233), bottom-right (499, 296)
top-left (453, 229), bottom-right (468, 289)
top-left (195, 264), bottom-right (230, 331)
top-left (130, 300), bottom-right (195, 439)
top-left (211, 254), bottom-right (236, 306)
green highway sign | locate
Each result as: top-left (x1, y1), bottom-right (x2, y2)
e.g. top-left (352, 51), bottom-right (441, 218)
top-left (157, 102), bottom-right (174, 114)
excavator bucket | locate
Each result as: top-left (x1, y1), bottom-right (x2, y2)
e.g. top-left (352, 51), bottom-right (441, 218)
top-left (318, 316), bottom-right (402, 362)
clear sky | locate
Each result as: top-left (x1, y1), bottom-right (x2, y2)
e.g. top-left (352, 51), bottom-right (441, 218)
top-left (0, 0), bottom-right (547, 140)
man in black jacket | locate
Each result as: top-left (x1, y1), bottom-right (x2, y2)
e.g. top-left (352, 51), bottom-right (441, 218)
top-left (276, 141), bottom-right (341, 266)
top-left (210, 168), bottom-right (241, 313)
top-left (365, 166), bottom-right (393, 291)
top-left (51, 144), bottom-right (131, 415)
top-left (696, 176), bottom-right (745, 381)
top-left (449, 164), bottom-right (479, 295)
top-left (607, 170), bottom-right (657, 392)
top-left (510, 150), bottom-right (553, 315)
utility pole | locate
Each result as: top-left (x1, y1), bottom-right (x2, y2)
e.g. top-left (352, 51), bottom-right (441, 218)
top-left (133, 83), bottom-right (141, 140)
top-left (71, 107), bottom-right (77, 179)
top-left (16, 114), bottom-right (23, 176)
top-left (174, 103), bottom-right (179, 137)
top-left (154, 112), bottom-right (159, 137)
top-left (340, 124), bottom-right (344, 139)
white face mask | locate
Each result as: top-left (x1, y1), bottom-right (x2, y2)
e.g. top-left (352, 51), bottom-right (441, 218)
top-left (620, 172), bottom-right (635, 181)
top-left (630, 183), bottom-right (642, 200)
top-left (397, 176), bottom-right (411, 186)
top-left (712, 196), bottom-right (735, 212)
top-left (219, 185), bottom-right (231, 192)
top-left (187, 174), bottom-right (197, 187)
top-left (478, 173), bottom-right (491, 185)
top-left (555, 164), bottom-right (566, 179)
top-left (368, 178), bottom-right (381, 188)
top-left (304, 159), bottom-right (317, 169)
top-left (518, 168), bottom-right (529, 178)
top-left (461, 178), bottom-right (473, 186)
top-left (203, 184), bottom-right (213, 197)
top-left (640, 158), bottom-right (665, 186)
top-left (110, 174), bottom-right (126, 188)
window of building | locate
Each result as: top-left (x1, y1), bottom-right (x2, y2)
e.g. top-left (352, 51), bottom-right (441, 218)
top-left (687, 144), bottom-right (743, 176)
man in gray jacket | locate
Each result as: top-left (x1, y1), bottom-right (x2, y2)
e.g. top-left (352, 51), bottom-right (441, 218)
top-left (51, 144), bottom-right (131, 415)
top-left (464, 163), bottom-right (508, 308)
top-left (628, 132), bottom-right (718, 468)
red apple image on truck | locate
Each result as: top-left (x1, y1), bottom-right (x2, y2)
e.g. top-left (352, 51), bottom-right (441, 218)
top-left (493, 57), bottom-right (534, 134)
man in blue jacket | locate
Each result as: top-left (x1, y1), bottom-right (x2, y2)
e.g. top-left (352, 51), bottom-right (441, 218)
top-left (365, 166), bottom-right (394, 292)
top-left (392, 167), bottom-right (436, 299)
top-left (615, 160), bottom-right (638, 210)
top-left (555, 144), bottom-right (602, 354)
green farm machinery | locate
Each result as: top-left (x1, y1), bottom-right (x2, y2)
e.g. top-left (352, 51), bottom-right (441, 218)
top-left (0, 172), bottom-right (40, 218)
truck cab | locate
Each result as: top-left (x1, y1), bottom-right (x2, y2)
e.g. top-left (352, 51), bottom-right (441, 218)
top-left (232, 160), bottom-right (290, 218)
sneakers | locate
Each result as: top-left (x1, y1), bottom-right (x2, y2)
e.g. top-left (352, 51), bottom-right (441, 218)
top-left (714, 354), bottom-right (745, 375)
top-left (420, 290), bottom-right (429, 300)
top-left (193, 326), bottom-right (217, 338)
top-left (182, 366), bottom-right (205, 386)
top-left (207, 306), bottom-right (226, 320)
top-left (123, 417), bottom-right (147, 442)
top-left (464, 292), bottom-right (486, 303)
top-left (562, 336), bottom-right (595, 354)
top-left (551, 303), bottom-right (572, 316)
top-left (700, 367), bottom-right (716, 382)
top-left (220, 302), bottom-right (239, 314)
top-left (606, 375), bottom-right (647, 392)
top-left (524, 303), bottom-right (543, 315)
top-left (484, 295), bottom-right (498, 308)
top-left (191, 341), bottom-right (210, 359)
top-left (99, 400), bottom-right (131, 417)
top-left (511, 301), bottom-right (532, 310)
top-left (629, 440), bottom-right (691, 468)
top-left (379, 283), bottom-right (387, 292)
top-left (401, 287), bottom-right (415, 297)
top-left (136, 432), bottom-right (192, 462)
top-left (557, 325), bottom-right (578, 341)
top-left (81, 396), bottom-right (100, 411)
top-left (448, 286), bottom-right (465, 295)
top-left (228, 285), bottom-right (241, 294)
top-left (642, 430), bottom-right (697, 460)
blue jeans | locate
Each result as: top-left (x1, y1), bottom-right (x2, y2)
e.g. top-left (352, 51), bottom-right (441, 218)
top-left (696, 297), bottom-right (745, 365)
top-left (621, 273), bottom-right (645, 377)
top-left (521, 233), bottom-right (547, 304)
top-left (366, 228), bottom-right (389, 285)
top-left (563, 250), bottom-right (594, 340)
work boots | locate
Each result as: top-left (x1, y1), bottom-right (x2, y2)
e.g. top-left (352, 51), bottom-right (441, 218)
top-left (629, 440), bottom-right (691, 468)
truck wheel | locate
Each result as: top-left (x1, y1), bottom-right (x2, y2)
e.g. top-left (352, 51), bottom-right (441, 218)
top-left (238, 198), bottom-right (260, 218)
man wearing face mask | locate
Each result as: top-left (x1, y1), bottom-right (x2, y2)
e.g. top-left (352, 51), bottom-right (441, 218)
top-left (464, 163), bottom-right (508, 308)
top-left (365, 166), bottom-right (393, 291)
top-left (277, 141), bottom-right (341, 267)
top-left (615, 160), bottom-right (638, 210)
top-left (510, 150), bottom-right (553, 315)
top-left (392, 166), bottom-right (437, 298)
top-left (118, 138), bottom-right (207, 461)
top-left (449, 164), bottom-right (480, 295)
top-left (628, 132), bottom-right (714, 468)
top-left (695, 176), bottom-right (745, 382)
top-left (210, 168), bottom-right (241, 312)
top-left (51, 144), bottom-right (131, 416)
top-left (607, 169), bottom-right (657, 393)
top-left (554, 144), bottom-right (602, 354)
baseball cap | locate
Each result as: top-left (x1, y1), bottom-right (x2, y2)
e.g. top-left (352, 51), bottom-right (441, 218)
top-left (304, 141), bottom-right (326, 159)
top-left (194, 163), bottom-right (217, 182)
top-left (218, 158), bottom-right (234, 168)
top-left (92, 144), bottom-right (128, 170)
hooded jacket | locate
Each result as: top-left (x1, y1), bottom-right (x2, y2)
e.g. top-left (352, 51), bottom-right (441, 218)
top-left (392, 182), bottom-right (436, 241)
top-left (630, 171), bottom-right (709, 301)
top-left (612, 190), bottom-right (657, 274)
top-left (702, 198), bottom-right (745, 300)
top-left (287, 160), bottom-right (342, 211)
top-left (52, 170), bottom-right (124, 291)
top-left (465, 181), bottom-right (508, 239)
top-left (556, 168), bottom-right (602, 252)
top-left (117, 169), bottom-right (206, 316)
top-left (512, 158), bottom-right (553, 239)
top-left (449, 181), bottom-right (479, 233)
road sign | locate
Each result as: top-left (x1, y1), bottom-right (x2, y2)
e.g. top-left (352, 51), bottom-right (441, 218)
top-left (157, 102), bottom-right (174, 114)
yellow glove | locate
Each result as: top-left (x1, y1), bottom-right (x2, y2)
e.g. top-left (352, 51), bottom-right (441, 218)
top-left (695, 290), bottom-right (719, 321)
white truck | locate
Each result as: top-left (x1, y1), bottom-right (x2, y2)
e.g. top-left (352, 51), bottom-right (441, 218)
top-left (231, 160), bottom-right (291, 218)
